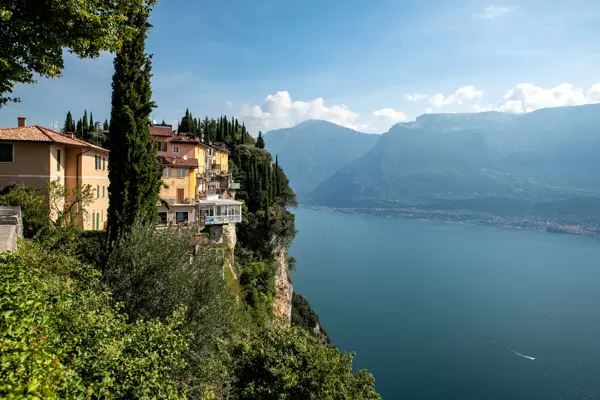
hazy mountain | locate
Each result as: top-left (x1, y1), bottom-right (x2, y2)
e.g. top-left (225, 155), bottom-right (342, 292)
top-left (309, 104), bottom-right (600, 217)
top-left (264, 120), bottom-right (379, 197)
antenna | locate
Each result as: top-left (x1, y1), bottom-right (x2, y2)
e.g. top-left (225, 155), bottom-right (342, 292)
top-left (51, 120), bottom-right (59, 130)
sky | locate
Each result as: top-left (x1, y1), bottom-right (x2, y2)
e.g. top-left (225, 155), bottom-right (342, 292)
top-left (2, 0), bottom-right (600, 134)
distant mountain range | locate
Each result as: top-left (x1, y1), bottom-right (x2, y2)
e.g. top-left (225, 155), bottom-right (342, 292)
top-left (264, 120), bottom-right (378, 198)
top-left (265, 104), bottom-right (600, 220)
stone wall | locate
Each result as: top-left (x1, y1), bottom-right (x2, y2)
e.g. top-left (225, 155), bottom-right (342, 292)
top-left (0, 206), bottom-right (23, 253)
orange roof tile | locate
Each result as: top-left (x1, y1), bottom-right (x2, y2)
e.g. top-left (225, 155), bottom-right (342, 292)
top-left (158, 156), bottom-right (199, 168)
top-left (151, 125), bottom-right (174, 137)
top-left (0, 125), bottom-right (109, 153)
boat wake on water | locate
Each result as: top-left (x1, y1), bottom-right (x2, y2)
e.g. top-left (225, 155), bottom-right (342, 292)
top-left (489, 341), bottom-right (536, 361)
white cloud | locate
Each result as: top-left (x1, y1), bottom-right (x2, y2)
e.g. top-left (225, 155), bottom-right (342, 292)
top-left (424, 108), bottom-right (433, 114)
top-left (372, 108), bottom-right (408, 122)
top-left (404, 93), bottom-right (428, 102)
top-left (587, 83), bottom-right (600, 103)
top-left (473, 5), bottom-right (518, 20)
top-left (226, 100), bottom-right (232, 107)
top-left (494, 83), bottom-right (591, 113)
top-left (242, 91), bottom-right (371, 132)
top-left (429, 85), bottom-right (483, 107)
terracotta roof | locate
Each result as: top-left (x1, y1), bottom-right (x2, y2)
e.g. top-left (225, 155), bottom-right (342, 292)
top-left (0, 125), bottom-right (109, 153)
top-left (170, 137), bottom-right (200, 144)
top-left (158, 156), bottom-right (199, 168)
top-left (151, 125), bottom-right (174, 137)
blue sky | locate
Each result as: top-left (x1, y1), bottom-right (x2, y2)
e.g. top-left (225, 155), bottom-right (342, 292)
top-left (2, 0), bottom-right (600, 133)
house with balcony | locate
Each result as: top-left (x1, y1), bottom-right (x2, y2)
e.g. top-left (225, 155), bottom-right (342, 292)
top-left (151, 123), bottom-right (242, 228)
top-left (0, 117), bottom-right (109, 230)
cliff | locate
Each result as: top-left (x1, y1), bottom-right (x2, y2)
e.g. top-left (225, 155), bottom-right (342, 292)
top-left (273, 244), bottom-right (292, 324)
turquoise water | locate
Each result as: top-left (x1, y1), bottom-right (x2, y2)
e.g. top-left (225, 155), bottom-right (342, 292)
top-left (290, 206), bottom-right (600, 400)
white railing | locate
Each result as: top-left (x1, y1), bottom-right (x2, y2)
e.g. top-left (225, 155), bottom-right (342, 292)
top-left (203, 215), bottom-right (242, 225)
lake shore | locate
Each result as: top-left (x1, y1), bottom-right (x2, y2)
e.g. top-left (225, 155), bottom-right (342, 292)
top-left (308, 205), bottom-right (600, 237)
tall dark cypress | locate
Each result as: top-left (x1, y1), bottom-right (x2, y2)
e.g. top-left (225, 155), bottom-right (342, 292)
top-left (76, 119), bottom-right (83, 136)
top-left (89, 112), bottom-right (95, 132)
top-left (62, 111), bottom-right (74, 133)
top-left (256, 131), bottom-right (265, 149)
top-left (107, 7), bottom-right (162, 242)
top-left (82, 110), bottom-right (89, 136)
top-left (103, 119), bottom-right (109, 131)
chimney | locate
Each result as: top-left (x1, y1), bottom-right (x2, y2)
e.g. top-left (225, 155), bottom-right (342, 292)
top-left (17, 117), bottom-right (26, 127)
top-left (65, 131), bottom-right (76, 139)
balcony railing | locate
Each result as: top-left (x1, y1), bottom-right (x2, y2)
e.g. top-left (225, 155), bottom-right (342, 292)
top-left (203, 215), bottom-right (242, 225)
top-left (159, 197), bottom-right (194, 205)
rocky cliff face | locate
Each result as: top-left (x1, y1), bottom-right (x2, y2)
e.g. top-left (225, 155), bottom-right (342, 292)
top-left (273, 244), bottom-right (292, 324)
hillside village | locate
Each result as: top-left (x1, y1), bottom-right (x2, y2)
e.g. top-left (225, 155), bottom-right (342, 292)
top-left (0, 117), bottom-right (244, 237)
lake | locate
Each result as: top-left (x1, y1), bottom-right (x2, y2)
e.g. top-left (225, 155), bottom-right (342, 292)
top-left (290, 206), bottom-right (600, 400)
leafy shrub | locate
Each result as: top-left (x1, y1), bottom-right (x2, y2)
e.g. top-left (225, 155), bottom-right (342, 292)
top-left (0, 243), bottom-right (189, 399)
top-left (228, 324), bottom-right (381, 400)
top-left (0, 185), bottom-right (48, 238)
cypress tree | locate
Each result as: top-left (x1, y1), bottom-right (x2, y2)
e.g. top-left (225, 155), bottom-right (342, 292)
top-left (62, 111), bottom-right (74, 133)
top-left (82, 110), bottom-right (89, 135)
top-left (103, 119), bottom-right (109, 130)
top-left (89, 112), bottom-right (95, 132)
top-left (76, 119), bottom-right (83, 136)
top-left (160, 119), bottom-right (166, 125)
top-left (256, 131), bottom-right (265, 149)
top-left (107, 7), bottom-right (162, 243)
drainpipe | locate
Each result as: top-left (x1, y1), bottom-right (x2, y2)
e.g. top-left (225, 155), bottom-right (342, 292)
top-left (75, 147), bottom-right (92, 216)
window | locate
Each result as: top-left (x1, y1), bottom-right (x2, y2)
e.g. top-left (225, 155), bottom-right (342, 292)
top-left (96, 185), bottom-right (100, 199)
top-left (96, 212), bottom-right (100, 230)
top-left (173, 145), bottom-right (180, 154)
top-left (163, 167), bottom-right (171, 178)
top-left (175, 212), bottom-right (188, 224)
top-left (0, 143), bottom-right (13, 162)
top-left (102, 157), bottom-right (106, 170)
top-left (158, 142), bottom-right (167, 152)
top-left (94, 155), bottom-right (100, 170)
top-left (102, 186), bottom-right (105, 198)
top-left (158, 212), bottom-right (168, 224)
top-left (56, 149), bottom-right (61, 172)
top-left (177, 168), bottom-right (185, 178)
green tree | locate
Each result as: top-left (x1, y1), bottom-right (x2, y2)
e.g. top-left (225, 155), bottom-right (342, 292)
top-left (0, 185), bottom-right (48, 238)
top-left (107, 9), bottom-right (162, 243)
top-left (103, 119), bottom-right (109, 131)
top-left (82, 109), bottom-right (89, 135)
top-left (0, 0), bottom-right (157, 107)
top-left (256, 131), bottom-right (265, 149)
top-left (62, 111), bottom-right (75, 133)
top-left (89, 111), bottom-right (95, 132)
top-left (228, 325), bottom-right (381, 400)
top-left (76, 119), bottom-right (83, 136)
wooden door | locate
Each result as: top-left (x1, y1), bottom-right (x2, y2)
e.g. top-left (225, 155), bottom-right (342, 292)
top-left (177, 188), bottom-right (184, 204)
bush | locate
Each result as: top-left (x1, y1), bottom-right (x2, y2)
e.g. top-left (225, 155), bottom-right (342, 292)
top-left (0, 244), bottom-right (189, 399)
top-left (0, 185), bottom-right (48, 238)
top-left (228, 325), bottom-right (381, 400)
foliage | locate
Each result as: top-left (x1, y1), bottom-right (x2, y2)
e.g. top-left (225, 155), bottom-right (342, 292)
top-left (102, 224), bottom-right (241, 397)
top-left (0, 243), bottom-right (189, 399)
top-left (239, 261), bottom-right (276, 322)
top-left (0, 184), bottom-right (48, 238)
top-left (233, 145), bottom-right (297, 258)
top-left (0, 0), bottom-right (157, 106)
top-left (107, 9), bottom-right (162, 243)
top-left (176, 112), bottom-right (252, 146)
top-left (228, 324), bottom-right (381, 400)
top-left (292, 293), bottom-right (330, 344)
top-left (256, 131), bottom-right (265, 149)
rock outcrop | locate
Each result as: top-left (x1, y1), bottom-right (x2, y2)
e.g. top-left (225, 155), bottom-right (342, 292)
top-left (273, 244), bottom-right (292, 324)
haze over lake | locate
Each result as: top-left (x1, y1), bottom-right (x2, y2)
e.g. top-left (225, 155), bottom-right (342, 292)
top-left (291, 206), bottom-right (600, 400)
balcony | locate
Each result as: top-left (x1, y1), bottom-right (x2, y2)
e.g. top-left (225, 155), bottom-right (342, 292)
top-left (159, 197), bottom-right (194, 205)
top-left (197, 199), bottom-right (243, 225)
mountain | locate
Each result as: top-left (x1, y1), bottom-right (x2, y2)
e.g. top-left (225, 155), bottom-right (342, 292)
top-left (264, 120), bottom-right (379, 198)
top-left (309, 104), bottom-right (600, 218)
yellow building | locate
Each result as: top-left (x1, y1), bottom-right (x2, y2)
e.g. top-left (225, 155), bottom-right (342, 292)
top-left (0, 117), bottom-right (110, 230)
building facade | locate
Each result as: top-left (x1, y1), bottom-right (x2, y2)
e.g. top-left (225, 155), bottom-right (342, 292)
top-left (0, 117), bottom-right (110, 230)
